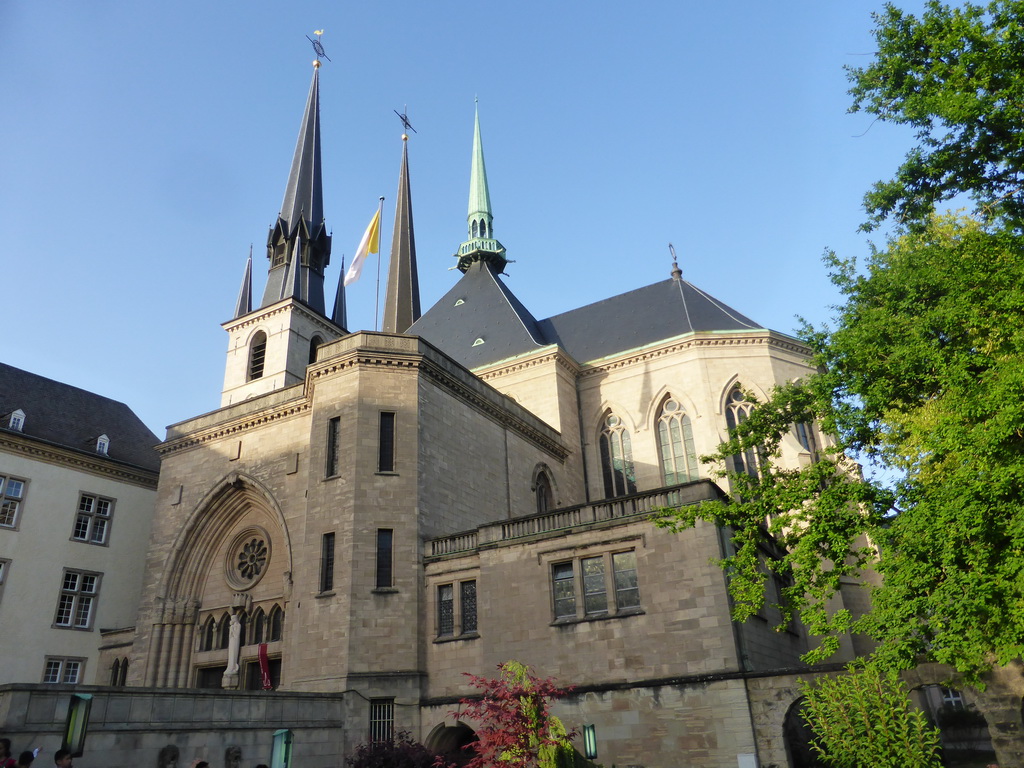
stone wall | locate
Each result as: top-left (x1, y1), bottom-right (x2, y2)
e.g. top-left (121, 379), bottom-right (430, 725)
top-left (0, 684), bottom-right (348, 768)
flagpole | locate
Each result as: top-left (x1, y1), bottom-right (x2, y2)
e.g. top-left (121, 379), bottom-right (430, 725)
top-left (374, 196), bottom-right (385, 331)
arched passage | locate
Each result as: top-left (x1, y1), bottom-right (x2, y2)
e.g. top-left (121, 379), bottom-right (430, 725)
top-left (425, 722), bottom-right (478, 765)
top-left (782, 697), bottom-right (827, 768)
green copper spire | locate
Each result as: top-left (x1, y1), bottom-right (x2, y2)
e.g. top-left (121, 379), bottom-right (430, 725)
top-left (456, 102), bottom-right (506, 272)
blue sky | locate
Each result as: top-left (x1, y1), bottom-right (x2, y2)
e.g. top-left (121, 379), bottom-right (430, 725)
top-left (0, 1), bottom-right (926, 436)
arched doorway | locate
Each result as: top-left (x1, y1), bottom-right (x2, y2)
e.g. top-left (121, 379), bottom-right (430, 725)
top-left (425, 722), bottom-right (478, 766)
top-left (914, 684), bottom-right (996, 766)
top-left (782, 697), bottom-right (827, 768)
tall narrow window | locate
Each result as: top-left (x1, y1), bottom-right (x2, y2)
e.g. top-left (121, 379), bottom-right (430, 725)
top-left (248, 331), bottom-right (267, 381)
top-left (0, 559), bottom-right (9, 603)
top-left (320, 532), bottom-right (335, 593)
top-left (378, 412), bottom-right (396, 472)
top-left (326, 417), bottom-right (340, 477)
top-left (251, 608), bottom-right (266, 645)
top-left (268, 605), bottom-right (284, 642)
top-left (794, 421), bottom-right (817, 456)
top-left (369, 698), bottom-right (395, 742)
top-left (658, 397), bottom-right (699, 484)
top-left (612, 551), bottom-right (640, 610)
top-left (376, 529), bottom-right (393, 588)
top-left (552, 562), bottom-right (576, 619)
top-left (437, 584), bottom-right (454, 637)
top-left (599, 413), bottom-right (636, 498)
top-left (308, 335), bottom-right (324, 365)
top-left (460, 580), bottom-right (478, 633)
top-left (581, 556), bottom-right (608, 616)
top-left (725, 387), bottom-right (759, 477)
top-left (0, 475), bottom-right (26, 528)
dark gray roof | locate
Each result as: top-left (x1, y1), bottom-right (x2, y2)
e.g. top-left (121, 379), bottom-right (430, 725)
top-left (0, 363), bottom-right (160, 472)
top-left (539, 277), bottom-right (762, 363)
top-left (411, 265), bottom-right (762, 369)
top-left (407, 261), bottom-right (545, 368)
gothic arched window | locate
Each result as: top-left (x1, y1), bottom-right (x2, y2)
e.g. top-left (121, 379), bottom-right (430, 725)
top-left (657, 397), bottom-right (698, 485)
top-left (599, 413), bottom-right (636, 498)
top-left (217, 613), bottom-right (231, 650)
top-left (268, 605), bottom-right (284, 642)
top-left (248, 332), bottom-right (267, 381)
top-left (725, 386), bottom-right (760, 478)
top-left (251, 607), bottom-right (266, 645)
top-left (480, 220), bottom-right (488, 238)
top-left (472, 220), bottom-right (478, 238)
top-left (200, 615), bottom-right (216, 651)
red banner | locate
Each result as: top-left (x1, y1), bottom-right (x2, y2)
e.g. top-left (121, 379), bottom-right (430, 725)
top-left (258, 643), bottom-right (272, 690)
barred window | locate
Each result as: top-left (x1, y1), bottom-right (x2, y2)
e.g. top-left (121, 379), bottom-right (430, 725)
top-left (460, 580), bottom-right (477, 633)
top-left (54, 569), bottom-right (100, 629)
top-left (0, 475), bottom-right (26, 528)
top-left (73, 493), bottom-right (113, 545)
top-left (437, 584), bottom-right (454, 637)
top-left (320, 532), bottom-right (335, 593)
top-left (376, 529), bottom-right (393, 588)
top-left (369, 698), bottom-right (395, 743)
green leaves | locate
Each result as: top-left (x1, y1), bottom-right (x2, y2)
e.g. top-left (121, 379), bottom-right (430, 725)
top-left (848, 0), bottom-right (1024, 230)
top-left (656, 214), bottom-right (1024, 682)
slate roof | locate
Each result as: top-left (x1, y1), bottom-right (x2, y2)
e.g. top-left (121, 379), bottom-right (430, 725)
top-left (410, 262), bottom-right (763, 370)
top-left (0, 363), bottom-right (160, 472)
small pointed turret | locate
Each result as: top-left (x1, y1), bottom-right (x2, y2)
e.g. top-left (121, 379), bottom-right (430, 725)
top-left (261, 64), bottom-right (332, 313)
top-left (456, 102), bottom-right (506, 273)
top-left (382, 136), bottom-right (421, 333)
top-left (331, 256), bottom-right (348, 330)
top-left (233, 251), bottom-right (253, 318)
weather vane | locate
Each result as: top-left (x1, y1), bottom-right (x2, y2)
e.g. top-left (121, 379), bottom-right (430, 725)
top-left (394, 105), bottom-right (417, 134)
top-left (306, 30), bottom-right (331, 64)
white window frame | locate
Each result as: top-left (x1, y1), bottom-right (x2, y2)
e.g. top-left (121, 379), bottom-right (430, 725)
top-left (8, 409), bottom-right (25, 432)
top-left (42, 656), bottom-right (85, 684)
top-left (0, 475), bottom-right (26, 529)
top-left (54, 569), bottom-right (101, 630)
top-left (96, 434), bottom-right (110, 455)
top-left (72, 493), bottom-right (114, 545)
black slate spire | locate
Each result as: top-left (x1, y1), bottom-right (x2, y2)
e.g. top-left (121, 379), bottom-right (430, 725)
top-left (382, 136), bottom-right (421, 334)
top-left (260, 63), bottom-right (332, 313)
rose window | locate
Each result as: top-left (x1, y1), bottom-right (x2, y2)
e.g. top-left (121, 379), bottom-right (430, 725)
top-left (237, 538), bottom-right (268, 580)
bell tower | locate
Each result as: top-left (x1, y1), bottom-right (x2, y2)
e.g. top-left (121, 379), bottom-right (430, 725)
top-left (221, 52), bottom-right (346, 407)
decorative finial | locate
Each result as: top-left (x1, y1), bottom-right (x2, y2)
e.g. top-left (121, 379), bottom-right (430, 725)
top-left (669, 243), bottom-right (682, 280)
top-left (394, 106), bottom-right (417, 135)
top-left (307, 30), bottom-right (331, 66)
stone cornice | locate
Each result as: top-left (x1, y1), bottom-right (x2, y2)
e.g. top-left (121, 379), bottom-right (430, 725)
top-left (579, 331), bottom-right (812, 378)
top-left (160, 334), bottom-right (569, 462)
top-left (158, 399), bottom-right (310, 457)
top-left (221, 298), bottom-right (343, 336)
top-left (310, 339), bottom-right (569, 461)
top-left (474, 347), bottom-right (582, 381)
top-left (0, 434), bottom-right (158, 489)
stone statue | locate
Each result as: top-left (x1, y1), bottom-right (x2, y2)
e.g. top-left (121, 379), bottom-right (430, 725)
top-left (225, 611), bottom-right (241, 675)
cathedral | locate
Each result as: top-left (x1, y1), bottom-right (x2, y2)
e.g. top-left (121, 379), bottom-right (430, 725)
top-left (107, 56), bottom-right (870, 768)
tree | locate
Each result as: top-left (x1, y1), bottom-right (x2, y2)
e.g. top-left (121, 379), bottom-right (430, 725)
top-left (457, 660), bottom-right (580, 768)
top-left (657, 213), bottom-right (1024, 682)
top-left (345, 731), bottom-right (444, 768)
top-left (801, 667), bottom-right (943, 768)
top-left (848, 0), bottom-right (1024, 231)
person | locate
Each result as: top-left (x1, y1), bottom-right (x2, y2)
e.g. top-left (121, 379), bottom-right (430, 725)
top-left (15, 752), bottom-right (33, 768)
top-left (0, 739), bottom-right (16, 768)
top-left (52, 750), bottom-right (72, 768)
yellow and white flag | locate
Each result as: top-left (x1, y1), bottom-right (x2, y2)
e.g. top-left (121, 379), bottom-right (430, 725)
top-left (343, 208), bottom-right (381, 286)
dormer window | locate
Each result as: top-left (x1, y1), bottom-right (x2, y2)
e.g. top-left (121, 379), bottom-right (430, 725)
top-left (8, 410), bottom-right (24, 432)
top-left (96, 434), bottom-right (110, 456)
